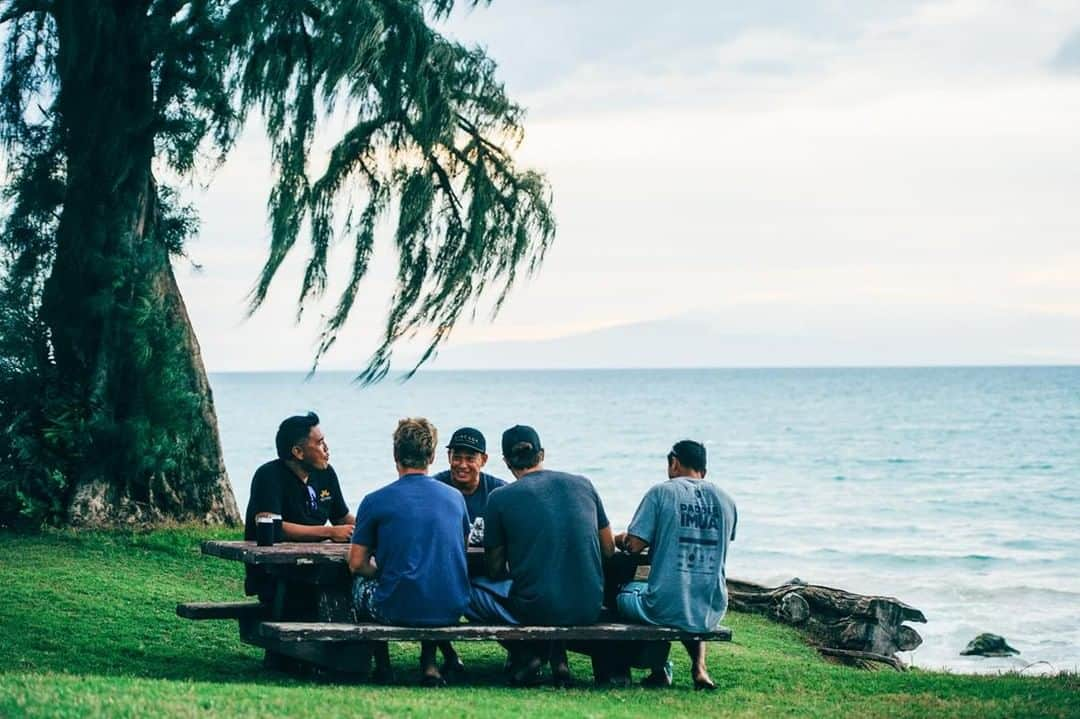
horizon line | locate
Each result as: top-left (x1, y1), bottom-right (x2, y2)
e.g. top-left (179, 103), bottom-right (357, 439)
top-left (208, 363), bottom-right (1080, 375)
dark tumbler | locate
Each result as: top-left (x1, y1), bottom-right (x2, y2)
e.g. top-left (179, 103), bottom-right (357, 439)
top-left (256, 517), bottom-right (275, 547)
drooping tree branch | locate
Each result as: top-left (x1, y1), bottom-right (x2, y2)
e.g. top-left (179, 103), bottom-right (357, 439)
top-left (235, 0), bottom-right (554, 383)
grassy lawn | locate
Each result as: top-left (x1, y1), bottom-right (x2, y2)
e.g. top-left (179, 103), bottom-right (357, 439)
top-left (0, 528), bottom-right (1076, 718)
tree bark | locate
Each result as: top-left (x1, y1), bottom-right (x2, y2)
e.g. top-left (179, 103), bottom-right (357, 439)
top-left (728, 578), bottom-right (926, 670)
top-left (40, 0), bottom-right (239, 525)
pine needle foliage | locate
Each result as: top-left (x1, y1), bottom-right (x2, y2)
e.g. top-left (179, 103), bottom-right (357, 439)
top-left (0, 0), bottom-right (552, 524)
top-left (229, 0), bottom-right (555, 381)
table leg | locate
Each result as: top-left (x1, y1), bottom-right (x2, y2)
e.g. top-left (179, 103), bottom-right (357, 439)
top-left (263, 578), bottom-right (293, 673)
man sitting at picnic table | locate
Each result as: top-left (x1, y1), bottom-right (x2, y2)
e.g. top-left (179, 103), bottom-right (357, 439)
top-left (348, 418), bottom-right (472, 687)
top-left (613, 439), bottom-right (738, 690)
top-left (430, 426), bottom-right (508, 677)
top-left (243, 412), bottom-right (354, 604)
top-left (469, 424), bottom-right (615, 686)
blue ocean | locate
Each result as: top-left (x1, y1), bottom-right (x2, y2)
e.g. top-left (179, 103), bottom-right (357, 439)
top-left (212, 366), bottom-right (1080, 674)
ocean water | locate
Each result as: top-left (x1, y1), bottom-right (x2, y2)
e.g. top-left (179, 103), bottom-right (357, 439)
top-left (211, 366), bottom-right (1080, 674)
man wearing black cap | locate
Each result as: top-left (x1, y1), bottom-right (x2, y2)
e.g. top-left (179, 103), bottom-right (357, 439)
top-left (433, 427), bottom-right (508, 535)
top-left (613, 439), bottom-right (737, 690)
top-left (472, 424), bottom-right (615, 686)
top-left (430, 427), bottom-right (508, 676)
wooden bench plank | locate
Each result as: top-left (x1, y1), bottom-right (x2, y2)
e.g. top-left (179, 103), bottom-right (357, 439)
top-left (259, 621), bottom-right (732, 643)
top-left (176, 601), bottom-right (265, 620)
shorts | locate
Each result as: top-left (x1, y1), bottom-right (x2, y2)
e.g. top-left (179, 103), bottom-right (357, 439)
top-left (615, 581), bottom-right (657, 625)
top-left (351, 576), bottom-right (384, 623)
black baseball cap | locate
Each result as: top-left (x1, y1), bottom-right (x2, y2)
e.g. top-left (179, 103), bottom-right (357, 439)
top-left (501, 425), bottom-right (542, 456)
top-left (447, 427), bottom-right (486, 453)
top-left (669, 440), bottom-right (707, 472)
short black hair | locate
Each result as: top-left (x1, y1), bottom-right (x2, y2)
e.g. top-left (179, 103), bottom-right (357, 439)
top-left (669, 439), bottom-right (706, 473)
top-left (276, 412), bottom-right (320, 461)
top-left (505, 442), bottom-right (542, 470)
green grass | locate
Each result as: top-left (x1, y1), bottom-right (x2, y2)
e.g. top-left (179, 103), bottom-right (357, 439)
top-left (0, 528), bottom-right (1076, 718)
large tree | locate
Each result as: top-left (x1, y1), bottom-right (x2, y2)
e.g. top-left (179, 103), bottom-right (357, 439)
top-left (0, 0), bottom-right (553, 527)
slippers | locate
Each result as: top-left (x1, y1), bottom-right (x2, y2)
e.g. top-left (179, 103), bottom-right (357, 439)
top-left (440, 656), bottom-right (466, 677)
top-left (509, 656), bottom-right (545, 687)
top-left (640, 661), bottom-right (673, 688)
top-left (419, 674), bottom-right (447, 688)
top-left (551, 668), bottom-right (573, 688)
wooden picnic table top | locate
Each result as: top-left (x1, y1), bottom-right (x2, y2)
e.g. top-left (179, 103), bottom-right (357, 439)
top-left (201, 540), bottom-right (486, 566)
top-left (202, 540), bottom-right (649, 567)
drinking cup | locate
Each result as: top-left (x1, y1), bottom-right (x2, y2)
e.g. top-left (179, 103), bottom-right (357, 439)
top-left (256, 516), bottom-right (275, 547)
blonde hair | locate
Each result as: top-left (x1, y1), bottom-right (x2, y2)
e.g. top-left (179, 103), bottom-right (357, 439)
top-left (393, 417), bottom-right (438, 469)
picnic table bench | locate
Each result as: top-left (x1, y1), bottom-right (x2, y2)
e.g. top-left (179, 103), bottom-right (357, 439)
top-left (180, 540), bottom-right (732, 681)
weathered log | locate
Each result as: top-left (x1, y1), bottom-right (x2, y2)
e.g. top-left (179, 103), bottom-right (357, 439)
top-left (727, 577), bottom-right (926, 670)
top-left (817, 647), bottom-right (908, 671)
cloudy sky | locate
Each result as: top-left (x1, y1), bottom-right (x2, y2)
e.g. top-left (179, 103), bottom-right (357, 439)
top-left (177, 0), bottom-right (1080, 371)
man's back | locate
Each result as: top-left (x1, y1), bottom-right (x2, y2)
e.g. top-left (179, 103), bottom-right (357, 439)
top-left (484, 469), bottom-right (609, 625)
top-left (353, 474), bottom-right (470, 626)
top-left (629, 477), bottom-right (737, 632)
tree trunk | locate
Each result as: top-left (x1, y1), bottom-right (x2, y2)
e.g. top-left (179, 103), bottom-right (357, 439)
top-left (40, 0), bottom-right (239, 526)
top-left (727, 577), bottom-right (926, 670)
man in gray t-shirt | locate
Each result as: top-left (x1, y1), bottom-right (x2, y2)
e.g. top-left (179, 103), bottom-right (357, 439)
top-left (469, 424), bottom-right (615, 687)
top-left (614, 440), bottom-right (737, 690)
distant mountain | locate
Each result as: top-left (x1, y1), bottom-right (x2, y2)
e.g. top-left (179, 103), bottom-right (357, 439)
top-left (423, 305), bottom-right (1080, 369)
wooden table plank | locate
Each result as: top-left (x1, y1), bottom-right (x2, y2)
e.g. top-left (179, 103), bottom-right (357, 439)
top-left (202, 540), bottom-right (647, 567)
top-left (260, 621), bottom-right (732, 643)
top-left (201, 540), bottom-right (490, 565)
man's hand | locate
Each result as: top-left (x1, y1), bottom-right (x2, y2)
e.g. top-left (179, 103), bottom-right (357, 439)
top-left (349, 544), bottom-right (378, 577)
top-left (328, 523), bottom-right (354, 543)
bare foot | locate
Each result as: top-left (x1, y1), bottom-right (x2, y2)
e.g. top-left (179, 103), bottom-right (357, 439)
top-left (692, 669), bottom-right (716, 691)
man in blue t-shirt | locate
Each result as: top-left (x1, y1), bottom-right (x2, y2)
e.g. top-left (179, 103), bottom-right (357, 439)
top-left (614, 440), bottom-right (737, 690)
top-left (349, 418), bottom-right (471, 687)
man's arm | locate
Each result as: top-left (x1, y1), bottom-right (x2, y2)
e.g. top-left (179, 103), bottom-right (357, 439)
top-left (333, 512), bottom-right (356, 526)
top-left (614, 530), bottom-right (649, 554)
top-left (348, 544), bottom-right (378, 577)
top-left (591, 482), bottom-right (614, 558)
top-left (485, 544), bottom-right (509, 580)
top-left (280, 520), bottom-right (353, 542)
top-left (598, 525), bottom-right (616, 558)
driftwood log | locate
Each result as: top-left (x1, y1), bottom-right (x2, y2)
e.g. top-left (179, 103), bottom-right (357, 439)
top-left (727, 578), bottom-right (926, 671)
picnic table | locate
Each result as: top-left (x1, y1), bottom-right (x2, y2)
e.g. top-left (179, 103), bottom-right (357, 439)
top-left (180, 540), bottom-right (731, 680)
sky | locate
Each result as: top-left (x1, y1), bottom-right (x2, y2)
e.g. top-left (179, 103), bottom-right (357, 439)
top-left (175, 0), bottom-right (1080, 371)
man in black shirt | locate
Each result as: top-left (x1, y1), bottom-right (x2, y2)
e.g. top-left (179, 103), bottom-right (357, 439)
top-left (244, 412), bottom-right (354, 600)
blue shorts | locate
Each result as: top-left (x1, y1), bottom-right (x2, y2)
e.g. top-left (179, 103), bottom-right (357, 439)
top-left (615, 581), bottom-right (657, 625)
top-left (351, 576), bottom-right (385, 623)
top-left (464, 577), bottom-right (518, 624)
